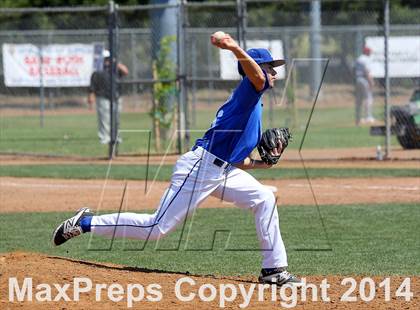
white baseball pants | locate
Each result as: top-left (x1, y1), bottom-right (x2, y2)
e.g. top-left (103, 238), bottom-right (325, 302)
top-left (90, 147), bottom-right (288, 268)
top-left (355, 77), bottom-right (373, 122)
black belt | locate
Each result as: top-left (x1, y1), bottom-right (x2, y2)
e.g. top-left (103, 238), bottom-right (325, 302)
top-left (192, 146), bottom-right (228, 168)
top-left (213, 157), bottom-right (226, 167)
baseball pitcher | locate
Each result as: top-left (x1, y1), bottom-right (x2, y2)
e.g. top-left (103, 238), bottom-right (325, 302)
top-left (52, 32), bottom-right (301, 286)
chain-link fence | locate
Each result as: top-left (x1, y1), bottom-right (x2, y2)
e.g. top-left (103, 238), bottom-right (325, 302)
top-left (0, 0), bottom-right (419, 159)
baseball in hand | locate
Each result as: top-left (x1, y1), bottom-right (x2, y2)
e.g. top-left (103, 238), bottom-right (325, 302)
top-left (211, 31), bottom-right (226, 44)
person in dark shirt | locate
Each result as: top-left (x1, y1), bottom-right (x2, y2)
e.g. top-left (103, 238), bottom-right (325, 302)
top-left (88, 50), bottom-right (129, 144)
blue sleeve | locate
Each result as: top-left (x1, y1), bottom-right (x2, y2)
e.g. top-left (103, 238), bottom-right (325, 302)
top-left (234, 70), bottom-right (270, 108)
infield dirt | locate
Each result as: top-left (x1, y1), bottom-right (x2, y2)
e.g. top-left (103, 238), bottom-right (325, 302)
top-left (1, 176), bottom-right (418, 213)
top-left (1, 252), bottom-right (418, 309)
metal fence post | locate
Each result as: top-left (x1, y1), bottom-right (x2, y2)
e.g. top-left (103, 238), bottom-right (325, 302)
top-left (130, 32), bottom-right (137, 97)
top-left (177, 0), bottom-right (188, 153)
top-left (236, 0), bottom-right (246, 49)
top-left (38, 44), bottom-right (45, 128)
top-left (108, 0), bottom-right (118, 159)
top-left (206, 38), bottom-right (213, 106)
top-left (384, 0), bottom-right (391, 158)
top-left (310, 0), bottom-right (322, 97)
top-left (182, 0), bottom-right (189, 150)
top-left (191, 38), bottom-right (197, 127)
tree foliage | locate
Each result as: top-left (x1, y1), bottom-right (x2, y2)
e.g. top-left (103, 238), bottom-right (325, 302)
top-left (0, 0), bottom-right (147, 7)
top-left (150, 35), bottom-right (177, 152)
top-left (1, 0), bottom-right (419, 9)
top-left (1, 1), bottom-right (418, 30)
top-left (151, 35), bottom-right (177, 130)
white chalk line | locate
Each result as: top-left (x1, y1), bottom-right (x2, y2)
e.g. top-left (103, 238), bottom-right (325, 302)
top-left (288, 183), bottom-right (420, 192)
top-left (0, 181), bottom-right (144, 190)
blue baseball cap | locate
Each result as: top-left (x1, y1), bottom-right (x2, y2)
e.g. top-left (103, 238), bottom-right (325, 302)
top-left (238, 48), bottom-right (285, 76)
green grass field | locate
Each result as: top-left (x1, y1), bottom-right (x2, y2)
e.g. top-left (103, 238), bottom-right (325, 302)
top-left (0, 164), bottom-right (418, 180)
top-left (1, 104), bottom-right (418, 278)
top-left (0, 106), bottom-right (393, 157)
top-left (1, 203), bottom-right (419, 276)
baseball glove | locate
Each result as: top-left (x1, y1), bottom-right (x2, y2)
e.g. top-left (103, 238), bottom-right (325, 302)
top-left (257, 128), bottom-right (292, 165)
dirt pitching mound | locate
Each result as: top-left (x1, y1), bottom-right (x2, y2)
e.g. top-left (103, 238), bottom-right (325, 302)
top-left (1, 252), bottom-right (418, 309)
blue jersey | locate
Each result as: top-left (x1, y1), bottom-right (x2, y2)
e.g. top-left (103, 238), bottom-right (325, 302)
top-left (194, 72), bottom-right (269, 163)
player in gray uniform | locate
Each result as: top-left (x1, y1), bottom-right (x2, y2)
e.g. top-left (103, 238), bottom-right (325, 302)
top-left (354, 46), bottom-right (375, 125)
top-left (53, 33), bottom-right (302, 287)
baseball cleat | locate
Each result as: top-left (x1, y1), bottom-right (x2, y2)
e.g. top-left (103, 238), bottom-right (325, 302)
top-left (259, 268), bottom-right (303, 286)
top-left (52, 207), bottom-right (92, 246)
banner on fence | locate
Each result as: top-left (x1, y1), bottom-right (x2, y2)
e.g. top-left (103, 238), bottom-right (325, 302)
top-left (219, 40), bottom-right (285, 80)
top-left (2, 43), bottom-right (95, 87)
top-left (366, 36), bottom-right (420, 78)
